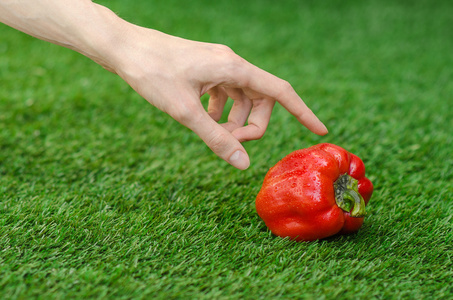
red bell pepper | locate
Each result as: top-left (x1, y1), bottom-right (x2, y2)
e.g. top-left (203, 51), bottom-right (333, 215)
top-left (255, 143), bottom-right (373, 241)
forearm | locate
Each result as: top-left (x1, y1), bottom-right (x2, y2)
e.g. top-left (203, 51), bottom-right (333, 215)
top-left (0, 0), bottom-right (132, 71)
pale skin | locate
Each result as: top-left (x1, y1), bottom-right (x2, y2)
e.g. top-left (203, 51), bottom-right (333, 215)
top-left (0, 0), bottom-right (328, 170)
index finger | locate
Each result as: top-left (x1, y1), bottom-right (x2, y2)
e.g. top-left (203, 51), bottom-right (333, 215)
top-left (235, 62), bottom-right (328, 136)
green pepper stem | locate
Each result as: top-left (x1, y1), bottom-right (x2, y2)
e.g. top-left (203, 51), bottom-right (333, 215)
top-left (334, 174), bottom-right (366, 218)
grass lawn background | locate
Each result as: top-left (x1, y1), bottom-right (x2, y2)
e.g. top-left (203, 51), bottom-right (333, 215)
top-left (1, 0), bottom-right (452, 298)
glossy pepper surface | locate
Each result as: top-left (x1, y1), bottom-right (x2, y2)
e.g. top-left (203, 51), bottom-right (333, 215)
top-left (256, 143), bottom-right (373, 241)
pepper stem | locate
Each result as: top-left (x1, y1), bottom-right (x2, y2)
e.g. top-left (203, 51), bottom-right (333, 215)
top-left (334, 174), bottom-right (366, 218)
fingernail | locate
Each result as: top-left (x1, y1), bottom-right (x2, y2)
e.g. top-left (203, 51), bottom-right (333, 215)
top-left (320, 122), bottom-right (328, 135)
top-left (229, 150), bottom-right (250, 170)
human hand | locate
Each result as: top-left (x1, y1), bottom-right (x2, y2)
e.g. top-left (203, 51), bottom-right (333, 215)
top-left (102, 27), bottom-right (328, 169)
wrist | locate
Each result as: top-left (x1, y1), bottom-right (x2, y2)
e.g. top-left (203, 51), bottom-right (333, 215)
top-left (69, 3), bottom-right (133, 73)
top-left (77, 3), bottom-right (170, 75)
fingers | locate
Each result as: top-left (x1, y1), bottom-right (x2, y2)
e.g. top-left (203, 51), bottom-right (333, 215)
top-left (192, 113), bottom-right (250, 170)
top-left (177, 100), bottom-right (250, 169)
top-left (221, 87), bottom-right (253, 132)
top-left (207, 88), bottom-right (275, 143)
top-left (231, 98), bottom-right (275, 142)
top-left (209, 88), bottom-right (275, 143)
top-left (207, 87), bottom-right (228, 121)
top-left (208, 87), bottom-right (253, 133)
top-left (234, 62), bottom-right (328, 136)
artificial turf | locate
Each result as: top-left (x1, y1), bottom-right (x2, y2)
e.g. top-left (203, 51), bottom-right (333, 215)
top-left (1, 0), bottom-right (452, 298)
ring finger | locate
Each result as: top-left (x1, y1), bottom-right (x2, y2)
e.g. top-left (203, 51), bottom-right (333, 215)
top-left (221, 87), bottom-right (253, 133)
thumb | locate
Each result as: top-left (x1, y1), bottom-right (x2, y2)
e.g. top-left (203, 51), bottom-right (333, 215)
top-left (189, 112), bottom-right (250, 170)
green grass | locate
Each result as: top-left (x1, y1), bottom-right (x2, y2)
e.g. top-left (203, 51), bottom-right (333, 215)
top-left (1, 0), bottom-right (452, 298)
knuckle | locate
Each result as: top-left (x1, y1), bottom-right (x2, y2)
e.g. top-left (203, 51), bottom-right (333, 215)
top-left (274, 80), bottom-right (293, 100)
top-left (239, 125), bottom-right (266, 142)
top-left (212, 44), bottom-right (244, 69)
top-left (213, 43), bottom-right (235, 55)
top-left (247, 123), bottom-right (267, 140)
top-left (279, 80), bottom-right (294, 95)
top-left (229, 55), bottom-right (245, 70)
top-left (252, 126), bottom-right (266, 140)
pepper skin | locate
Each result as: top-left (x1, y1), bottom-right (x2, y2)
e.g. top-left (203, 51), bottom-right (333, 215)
top-left (255, 143), bottom-right (373, 241)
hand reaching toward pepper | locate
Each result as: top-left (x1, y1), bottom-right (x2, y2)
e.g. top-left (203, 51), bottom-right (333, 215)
top-left (0, 0), bottom-right (328, 169)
